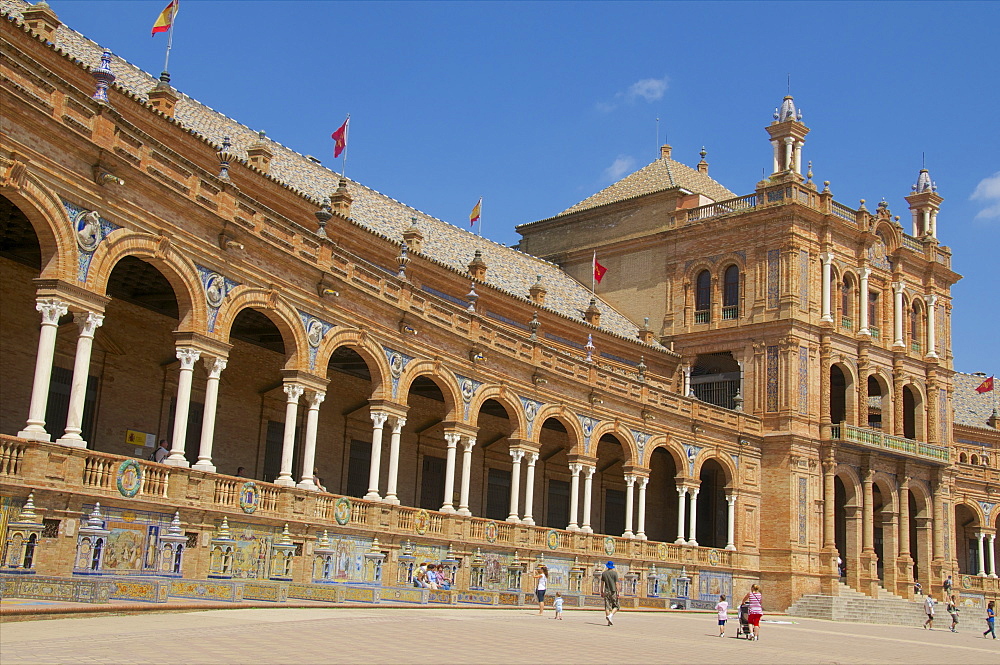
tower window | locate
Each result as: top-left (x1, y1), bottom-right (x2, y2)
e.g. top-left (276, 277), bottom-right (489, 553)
top-left (696, 270), bottom-right (711, 311)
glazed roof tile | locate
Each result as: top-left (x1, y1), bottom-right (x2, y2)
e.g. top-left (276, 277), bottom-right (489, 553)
top-left (951, 372), bottom-right (998, 430)
top-left (558, 156), bottom-right (737, 216)
top-left (2, 0), bottom-right (662, 351)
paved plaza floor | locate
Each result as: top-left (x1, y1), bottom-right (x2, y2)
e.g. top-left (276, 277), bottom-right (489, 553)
top-left (1, 605), bottom-right (997, 664)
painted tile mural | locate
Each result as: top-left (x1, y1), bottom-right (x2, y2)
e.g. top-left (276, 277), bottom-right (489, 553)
top-left (697, 570), bottom-right (733, 602)
top-left (313, 532), bottom-right (379, 583)
top-left (83, 504), bottom-right (175, 575)
top-left (766, 346), bottom-right (779, 412)
top-left (798, 346), bottom-right (809, 415)
top-left (225, 520), bottom-right (281, 580)
top-left (767, 249), bottom-right (780, 309)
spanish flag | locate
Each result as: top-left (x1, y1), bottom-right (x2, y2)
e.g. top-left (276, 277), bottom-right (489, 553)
top-left (976, 375), bottom-right (995, 393)
top-left (469, 198), bottom-right (482, 226)
top-left (151, 0), bottom-right (179, 36)
top-left (593, 251), bottom-right (608, 284)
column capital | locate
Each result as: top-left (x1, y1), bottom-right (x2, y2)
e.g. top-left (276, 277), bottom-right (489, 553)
top-left (461, 436), bottom-right (476, 452)
top-left (584, 465), bottom-right (596, 478)
top-left (725, 492), bottom-right (738, 505)
top-left (175, 347), bottom-right (202, 369)
top-left (524, 451), bottom-right (539, 465)
top-left (892, 281), bottom-right (905, 295)
top-left (283, 383), bottom-right (305, 402)
top-left (637, 476), bottom-right (649, 489)
top-left (308, 390), bottom-right (326, 407)
top-left (204, 356), bottom-right (228, 378)
top-left (390, 416), bottom-right (406, 433)
top-left (820, 251), bottom-right (833, 265)
top-left (73, 311), bottom-right (104, 337)
top-left (624, 474), bottom-right (637, 486)
top-left (510, 449), bottom-right (525, 463)
top-left (443, 432), bottom-right (461, 447)
top-left (36, 298), bottom-right (68, 325)
top-left (923, 293), bottom-right (938, 307)
top-left (569, 462), bottom-right (583, 475)
top-left (860, 266), bottom-right (871, 280)
top-left (370, 410), bottom-right (389, 428)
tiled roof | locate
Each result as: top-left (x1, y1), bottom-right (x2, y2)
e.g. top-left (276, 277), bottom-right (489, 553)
top-left (558, 156), bottom-right (737, 216)
top-left (952, 372), bottom-right (998, 430)
top-left (2, 0), bottom-right (663, 351)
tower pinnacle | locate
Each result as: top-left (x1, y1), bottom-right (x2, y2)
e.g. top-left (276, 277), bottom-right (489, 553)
top-left (766, 95), bottom-right (808, 181)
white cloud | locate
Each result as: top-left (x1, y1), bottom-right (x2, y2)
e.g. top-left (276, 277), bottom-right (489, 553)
top-left (603, 155), bottom-right (636, 182)
top-left (971, 171), bottom-right (1000, 220)
top-left (596, 76), bottom-right (669, 113)
top-left (626, 77), bottom-right (669, 103)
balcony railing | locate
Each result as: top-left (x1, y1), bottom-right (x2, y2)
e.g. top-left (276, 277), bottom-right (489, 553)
top-left (830, 423), bottom-right (949, 463)
top-left (694, 310), bottom-right (710, 324)
top-left (722, 305), bottom-right (738, 320)
top-left (841, 316), bottom-right (853, 330)
top-left (911, 341), bottom-right (922, 353)
top-left (902, 234), bottom-right (923, 252)
top-left (868, 326), bottom-right (880, 340)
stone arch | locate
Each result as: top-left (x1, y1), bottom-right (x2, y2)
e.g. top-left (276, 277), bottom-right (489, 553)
top-left (1, 175), bottom-right (75, 278)
top-left (871, 472), bottom-right (898, 512)
top-left (691, 452), bottom-right (737, 487)
top-left (86, 229), bottom-right (205, 330)
top-left (830, 360), bottom-right (857, 426)
top-left (395, 360), bottom-right (461, 421)
top-left (314, 327), bottom-right (391, 400)
top-left (589, 421), bottom-right (637, 467)
top-left (902, 380), bottom-right (926, 440)
top-left (530, 404), bottom-right (583, 450)
top-left (906, 478), bottom-right (933, 518)
top-left (866, 368), bottom-right (893, 430)
top-left (468, 384), bottom-right (527, 439)
top-left (872, 219), bottom-right (902, 251)
top-left (213, 286), bottom-right (307, 368)
top-left (835, 465), bottom-right (863, 505)
top-left (645, 434), bottom-right (687, 478)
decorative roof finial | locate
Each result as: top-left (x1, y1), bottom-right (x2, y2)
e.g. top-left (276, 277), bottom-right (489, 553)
top-left (528, 312), bottom-right (540, 341)
top-left (466, 282), bottom-right (479, 312)
top-left (217, 136), bottom-right (233, 180)
top-left (585, 333), bottom-right (595, 363)
top-left (314, 197), bottom-right (332, 237)
top-left (913, 168), bottom-right (933, 193)
top-left (396, 242), bottom-right (409, 278)
top-left (806, 161), bottom-right (813, 183)
top-left (91, 50), bottom-right (116, 104)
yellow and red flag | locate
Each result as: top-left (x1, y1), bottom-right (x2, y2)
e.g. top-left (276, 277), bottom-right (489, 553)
top-left (975, 375), bottom-right (995, 393)
top-left (469, 198), bottom-right (482, 226)
top-left (151, 0), bottom-right (179, 36)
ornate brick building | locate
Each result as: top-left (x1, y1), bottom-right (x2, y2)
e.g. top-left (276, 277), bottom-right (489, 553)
top-left (1, 1), bottom-right (996, 612)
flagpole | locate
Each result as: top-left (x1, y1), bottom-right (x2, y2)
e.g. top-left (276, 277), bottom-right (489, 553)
top-left (592, 250), bottom-right (597, 293)
top-left (162, 1), bottom-right (178, 74)
top-left (342, 114), bottom-right (350, 179)
top-left (477, 196), bottom-right (482, 237)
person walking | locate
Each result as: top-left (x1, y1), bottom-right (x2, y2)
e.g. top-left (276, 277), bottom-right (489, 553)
top-left (740, 584), bottom-right (764, 641)
top-left (715, 594), bottom-right (729, 637)
top-left (532, 565), bottom-right (548, 615)
top-left (985, 600), bottom-right (996, 639)
top-left (601, 561), bottom-right (620, 626)
top-left (946, 595), bottom-right (959, 632)
top-left (553, 592), bottom-right (564, 620)
top-left (923, 593), bottom-right (935, 629)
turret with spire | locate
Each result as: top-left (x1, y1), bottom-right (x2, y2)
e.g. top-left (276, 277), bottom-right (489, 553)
top-left (765, 95), bottom-right (809, 181)
top-left (905, 165), bottom-right (942, 239)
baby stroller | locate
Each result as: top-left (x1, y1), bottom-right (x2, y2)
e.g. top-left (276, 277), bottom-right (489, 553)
top-left (737, 603), bottom-right (753, 639)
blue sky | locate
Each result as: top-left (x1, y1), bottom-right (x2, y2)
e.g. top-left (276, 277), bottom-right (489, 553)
top-left (35, 1), bottom-right (999, 375)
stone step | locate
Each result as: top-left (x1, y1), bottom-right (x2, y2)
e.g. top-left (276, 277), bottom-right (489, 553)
top-left (787, 590), bottom-right (928, 627)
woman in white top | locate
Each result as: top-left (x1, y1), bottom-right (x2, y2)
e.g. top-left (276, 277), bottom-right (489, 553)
top-left (532, 565), bottom-right (549, 615)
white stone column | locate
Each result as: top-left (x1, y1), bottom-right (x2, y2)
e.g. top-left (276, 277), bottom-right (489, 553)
top-left (793, 140), bottom-right (803, 174)
top-left (55, 312), bottom-right (104, 448)
top-left (687, 487), bottom-right (700, 546)
top-left (892, 282), bottom-right (905, 348)
top-left (771, 139), bottom-right (780, 174)
top-left (365, 411), bottom-right (388, 501)
top-left (384, 416), bottom-right (406, 504)
top-left (988, 534), bottom-right (997, 578)
top-left (858, 267), bottom-right (871, 335)
top-left (296, 391), bottom-right (325, 490)
top-left (523, 452), bottom-right (538, 526)
top-left (930, 211), bottom-right (938, 239)
top-left (783, 136), bottom-right (793, 171)
top-left (675, 485), bottom-right (688, 544)
top-left (18, 299), bottom-right (68, 442)
top-left (683, 365), bottom-right (692, 397)
top-left (192, 357), bottom-right (227, 472)
top-left (924, 294), bottom-right (938, 358)
top-left (457, 437), bottom-right (476, 516)
top-left (977, 532), bottom-right (987, 576)
top-left (166, 348), bottom-right (201, 467)
top-left (507, 449), bottom-right (524, 522)
top-left (820, 252), bottom-right (833, 323)
top-left (636, 476), bottom-right (648, 540)
top-left (581, 465), bottom-right (596, 533)
top-left (623, 474), bottom-right (636, 538)
top-left (726, 493), bottom-right (737, 551)
top-left (274, 383), bottom-right (304, 486)
top-left (441, 432), bottom-right (460, 513)
top-left (568, 463), bottom-right (582, 531)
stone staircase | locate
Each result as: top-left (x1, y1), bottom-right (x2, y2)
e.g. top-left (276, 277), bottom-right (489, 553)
top-left (787, 582), bottom-right (928, 627)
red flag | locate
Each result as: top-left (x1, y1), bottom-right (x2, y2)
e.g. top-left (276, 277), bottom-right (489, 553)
top-left (976, 376), bottom-right (995, 393)
top-left (594, 255), bottom-right (608, 284)
top-left (151, 0), bottom-right (178, 36)
top-left (331, 116), bottom-right (349, 158)
top-left (469, 198), bottom-right (482, 226)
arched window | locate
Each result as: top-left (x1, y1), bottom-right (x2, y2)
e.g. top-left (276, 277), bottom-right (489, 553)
top-left (910, 301), bottom-right (922, 352)
top-left (959, 452), bottom-right (968, 464)
top-left (723, 265), bottom-right (739, 319)
top-left (868, 291), bottom-right (880, 338)
top-left (695, 270), bottom-right (711, 322)
top-left (841, 276), bottom-right (853, 329)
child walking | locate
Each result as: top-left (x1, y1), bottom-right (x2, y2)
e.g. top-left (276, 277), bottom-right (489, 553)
top-left (715, 594), bottom-right (729, 637)
top-left (553, 592), bottom-right (564, 620)
top-left (985, 600), bottom-right (996, 639)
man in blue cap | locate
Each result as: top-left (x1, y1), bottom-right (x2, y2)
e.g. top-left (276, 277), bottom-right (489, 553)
top-left (601, 561), bottom-right (620, 625)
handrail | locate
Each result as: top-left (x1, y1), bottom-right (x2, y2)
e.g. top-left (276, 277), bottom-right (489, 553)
top-left (831, 423), bottom-right (949, 462)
